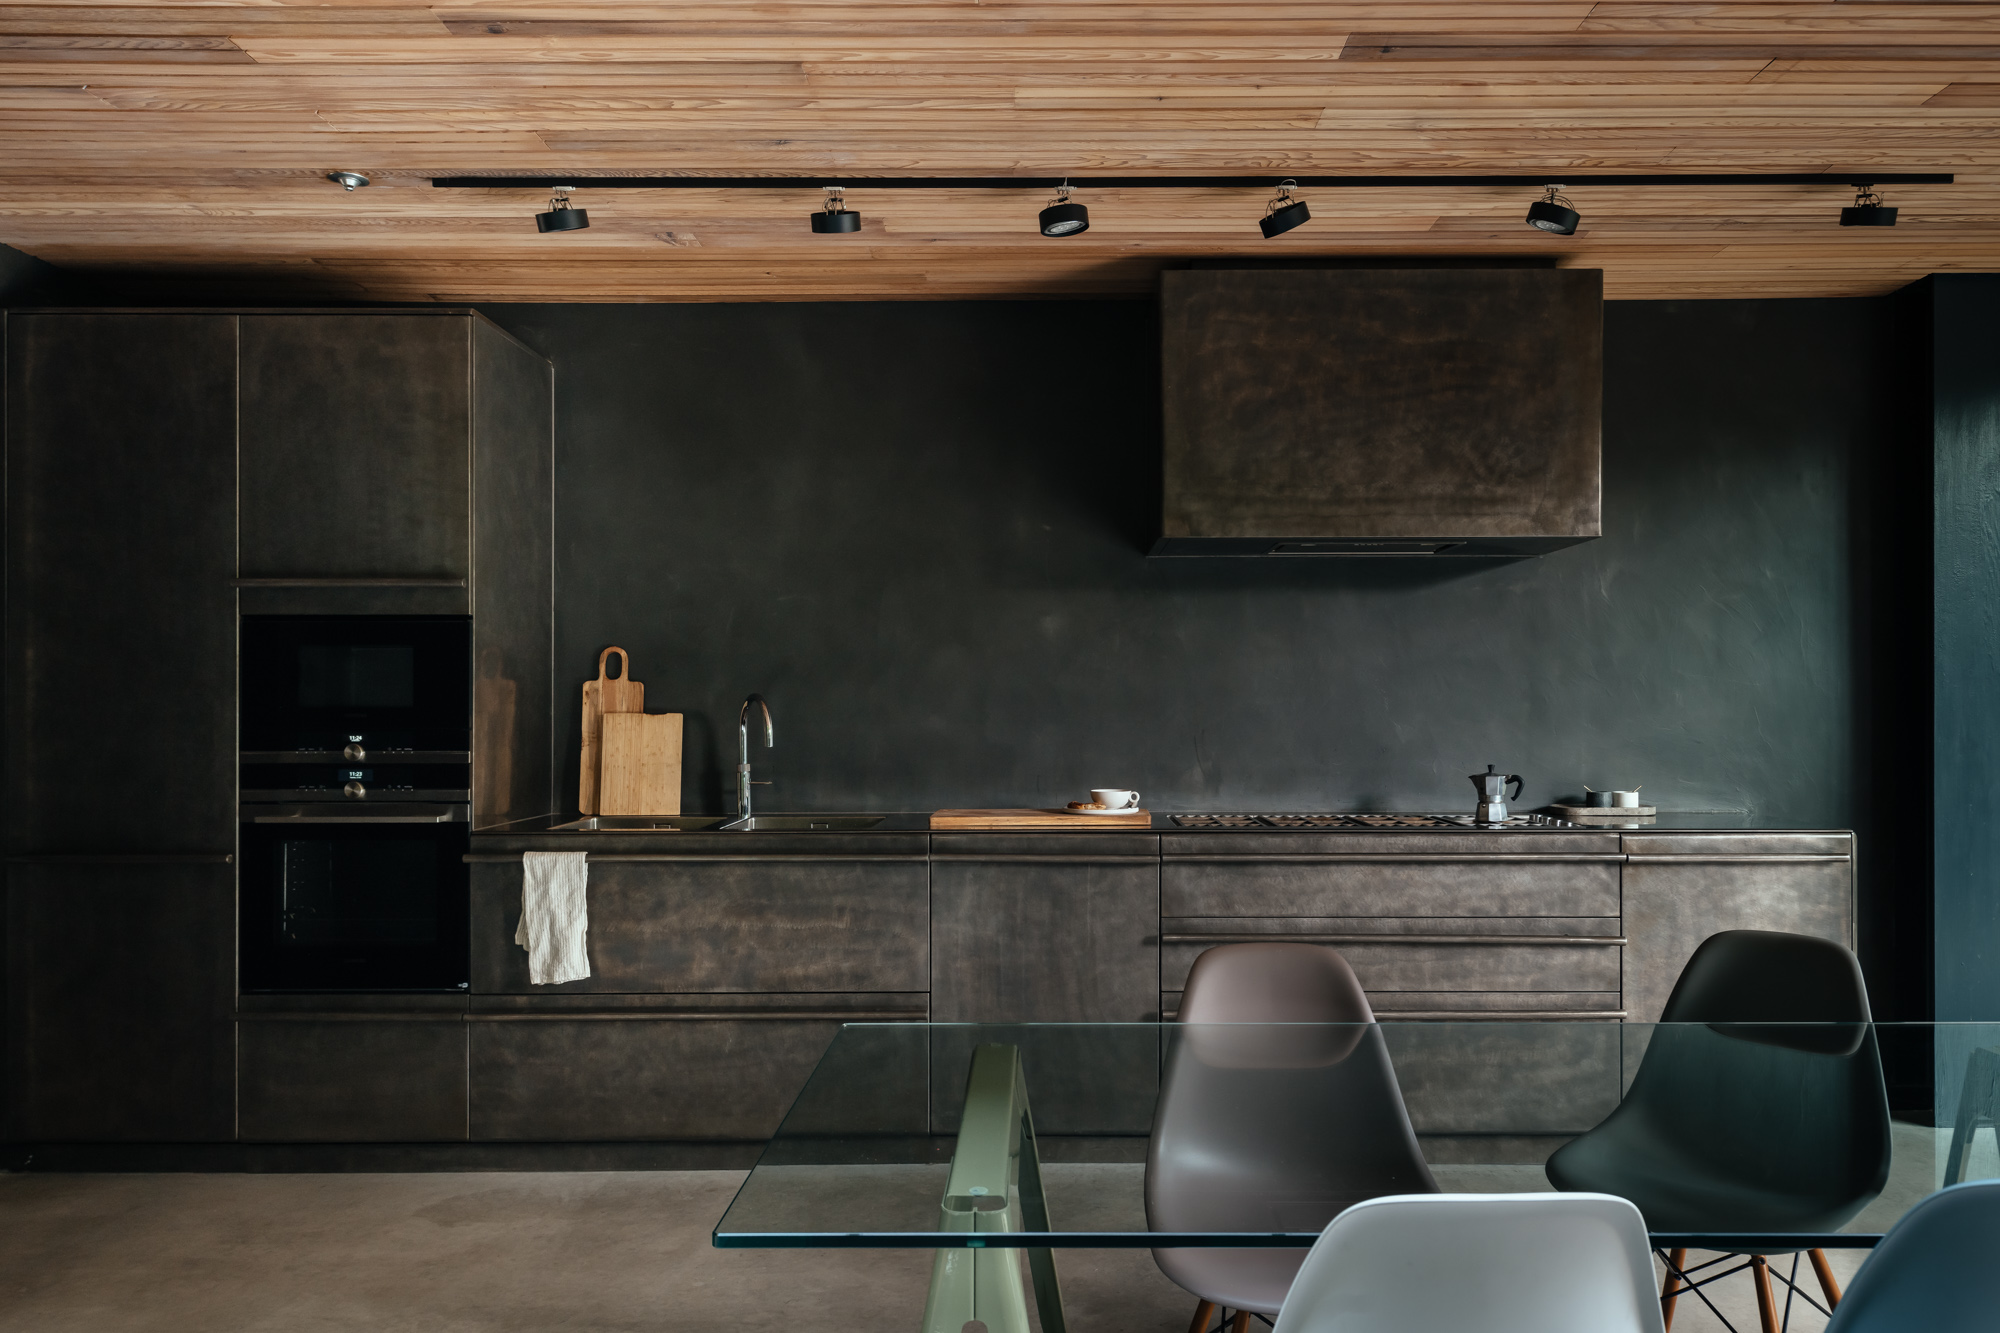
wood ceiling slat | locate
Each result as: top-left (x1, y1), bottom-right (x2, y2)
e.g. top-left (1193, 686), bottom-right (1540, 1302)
top-left (0, 0), bottom-right (1993, 299)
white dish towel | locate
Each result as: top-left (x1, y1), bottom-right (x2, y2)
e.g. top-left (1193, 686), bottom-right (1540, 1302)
top-left (516, 851), bottom-right (591, 985)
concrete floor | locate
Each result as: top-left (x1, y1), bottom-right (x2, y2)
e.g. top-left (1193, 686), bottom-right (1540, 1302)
top-left (0, 1142), bottom-right (1953, 1333)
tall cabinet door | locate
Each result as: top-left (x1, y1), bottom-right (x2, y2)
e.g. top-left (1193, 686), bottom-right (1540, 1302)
top-left (238, 314), bottom-right (470, 583)
top-left (4, 312), bottom-right (239, 852)
top-left (4, 313), bottom-right (239, 1140)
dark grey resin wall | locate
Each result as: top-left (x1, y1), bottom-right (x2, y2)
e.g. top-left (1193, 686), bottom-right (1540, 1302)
top-left (1931, 275), bottom-right (2000, 1025)
top-left (483, 296), bottom-right (1889, 820)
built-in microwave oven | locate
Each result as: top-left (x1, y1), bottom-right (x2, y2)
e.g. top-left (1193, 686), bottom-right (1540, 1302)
top-left (239, 616), bottom-right (473, 992)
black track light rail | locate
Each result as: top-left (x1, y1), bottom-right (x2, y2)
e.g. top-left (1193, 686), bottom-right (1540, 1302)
top-left (434, 172), bottom-right (1953, 190)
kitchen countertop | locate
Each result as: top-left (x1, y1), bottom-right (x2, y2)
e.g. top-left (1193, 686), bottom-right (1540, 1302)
top-left (474, 810), bottom-right (1852, 837)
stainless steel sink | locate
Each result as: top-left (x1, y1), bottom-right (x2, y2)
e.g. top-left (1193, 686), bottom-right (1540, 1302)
top-left (550, 815), bottom-right (730, 831)
top-left (550, 814), bottom-right (886, 831)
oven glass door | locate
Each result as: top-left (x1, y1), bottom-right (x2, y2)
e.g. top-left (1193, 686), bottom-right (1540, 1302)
top-left (240, 819), bottom-right (469, 991)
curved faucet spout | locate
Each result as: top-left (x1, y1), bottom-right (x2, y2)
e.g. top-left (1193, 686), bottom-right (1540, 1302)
top-left (723, 694), bottom-right (774, 829)
top-left (741, 693), bottom-right (774, 750)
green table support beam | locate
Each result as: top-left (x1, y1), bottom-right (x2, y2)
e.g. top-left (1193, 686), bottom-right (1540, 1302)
top-left (921, 1043), bottom-right (1066, 1333)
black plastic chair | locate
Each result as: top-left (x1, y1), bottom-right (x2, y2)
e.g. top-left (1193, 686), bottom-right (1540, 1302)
top-left (1546, 929), bottom-right (1891, 1333)
top-left (1823, 1180), bottom-right (2000, 1330)
top-left (1148, 943), bottom-right (1437, 1333)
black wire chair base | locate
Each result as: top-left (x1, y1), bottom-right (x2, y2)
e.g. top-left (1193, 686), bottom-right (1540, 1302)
top-left (1657, 1248), bottom-right (1836, 1332)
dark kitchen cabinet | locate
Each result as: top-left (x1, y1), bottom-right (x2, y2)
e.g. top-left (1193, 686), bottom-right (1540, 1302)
top-left (3, 861), bottom-right (236, 1141)
top-left (469, 857), bottom-right (931, 995)
top-left (234, 312), bottom-right (555, 831)
top-left (467, 1005), bottom-right (926, 1141)
top-left (3, 313), bottom-right (238, 854)
top-left (238, 314), bottom-right (472, 585)
top-left (1621, 832), bottom-right (1855, 1023)
top-left (930, 838), bottom-right (1160, 1133)
top-left (238, 999), bottom-right (468, 1143)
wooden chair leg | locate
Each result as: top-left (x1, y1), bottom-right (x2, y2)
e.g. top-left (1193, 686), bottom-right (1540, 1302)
top-left (1229, 1310), bottom-right (1250, 1333)
top-left (1185, 1300), bottom-right (1216, 1333)
top-left (1660, 1248), bottom-right (1687, 1332)
top-left (1750, 1256), bottom-right (1779, 1333)
top-left (1808, 1249), bottom-right (1842, 1309)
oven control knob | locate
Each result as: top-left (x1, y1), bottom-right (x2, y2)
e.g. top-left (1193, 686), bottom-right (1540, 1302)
top-left (343, 780), bottom-right (367, 799)
top-left (342, 742), bottom-right (367, 761)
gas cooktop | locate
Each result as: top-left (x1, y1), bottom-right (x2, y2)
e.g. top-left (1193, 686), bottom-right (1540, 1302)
top-left (1171, 812), bottom-right (1585, 829)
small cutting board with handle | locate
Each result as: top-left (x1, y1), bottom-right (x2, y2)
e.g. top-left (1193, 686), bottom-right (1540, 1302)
top-left (579, 646), bottom-right (645, 815)
top-left (931, 808), bottom-right (1151, 829)
top-left (599, 711), bottom-right (683, 816)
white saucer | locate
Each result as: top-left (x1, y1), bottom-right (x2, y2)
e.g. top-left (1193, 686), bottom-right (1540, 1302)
top-left (1071, 805), bottom-right (1146, 816)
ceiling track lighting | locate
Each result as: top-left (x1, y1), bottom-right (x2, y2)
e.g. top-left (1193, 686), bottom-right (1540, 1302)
top-left (1525, 184), bottom-right (1580, 236)
top-left (1840, 184), bottom-right (1898, 228)
top-left (811, 185), bottom-right (861, 233)
top-left (1039, 181), bottom-right (1089, 237)
top-left (535, 185), bottom-right (589, 233)
top-left (1259, 179), bottom-right (1311, 238)
top-left (326, 171), bottom-right (370, 191)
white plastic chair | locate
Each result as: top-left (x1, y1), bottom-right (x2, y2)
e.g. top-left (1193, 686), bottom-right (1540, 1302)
top-left (1269, 1193), bottom-right (1668, 1333)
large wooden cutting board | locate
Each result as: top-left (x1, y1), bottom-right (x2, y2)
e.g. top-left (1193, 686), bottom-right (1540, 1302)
top-left (931, 808), bottom-right (1152, 829)
top-left (599, 711), bottom-right (683, 816)
top-left (579, 646), bottom-right (644, 815)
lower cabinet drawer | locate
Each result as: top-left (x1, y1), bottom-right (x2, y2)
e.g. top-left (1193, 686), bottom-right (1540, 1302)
top-left (1162, 938), bottom-right (1622, 999)
top-left (1384, 1022), bottom-right (1625, 1136)
top-left (239, 1018), bottom-right (468, 1142)
top-left (467, 1014), bottom-right (926, 1141)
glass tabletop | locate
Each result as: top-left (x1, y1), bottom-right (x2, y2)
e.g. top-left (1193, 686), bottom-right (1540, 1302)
top-left (714, 1021), bottom-right (2000, 1250)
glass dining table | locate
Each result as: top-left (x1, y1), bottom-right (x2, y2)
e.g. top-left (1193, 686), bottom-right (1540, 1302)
top-left (715, 1021), bottom-right (2000, 1333)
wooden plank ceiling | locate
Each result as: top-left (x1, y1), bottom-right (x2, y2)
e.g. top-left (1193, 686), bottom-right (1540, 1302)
top-left (1, 1), bottom-right (1998, 302)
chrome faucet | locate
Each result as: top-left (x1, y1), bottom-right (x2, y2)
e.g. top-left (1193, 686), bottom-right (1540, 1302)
top-left (721, 694), bottom-right (773, 830)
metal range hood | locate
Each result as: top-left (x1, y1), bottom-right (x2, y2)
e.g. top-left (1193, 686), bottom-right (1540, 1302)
top-left (1152, 267), bottom-right (1603, 557)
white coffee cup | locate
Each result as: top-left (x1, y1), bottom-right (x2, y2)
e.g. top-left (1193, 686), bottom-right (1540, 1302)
top-left (1091, 788), bottom-right (1141, 810)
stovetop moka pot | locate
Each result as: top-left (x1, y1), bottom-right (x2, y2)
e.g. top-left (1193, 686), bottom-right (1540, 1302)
top-left (1471, 765), bottom-right (1524, 823)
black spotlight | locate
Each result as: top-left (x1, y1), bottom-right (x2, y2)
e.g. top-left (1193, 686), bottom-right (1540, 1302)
top-left (1259, 179), bottom-right (1310, 238)
top-left (1840, 184), bottom-right (1898, 228)
top-left (1039, 182), bottom-right (1089, 237)
top-left (1525, 184), bottom-right (1580, 236)
top-left (535, 188), bottom-right (589, 233)
top-left (811, 185), bottom-right (862, 233)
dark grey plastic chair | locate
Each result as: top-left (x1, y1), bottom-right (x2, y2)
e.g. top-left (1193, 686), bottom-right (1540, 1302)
top-left (1546, 930), bottom-right (1891, 1332)
top-left (1823, 1180), bottom-right (2000, 1331)
top-left (1148, 943), bottom-right (1437, 1333)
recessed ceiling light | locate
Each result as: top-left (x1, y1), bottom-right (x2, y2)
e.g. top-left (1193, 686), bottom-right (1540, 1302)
top-left (1259, 179), bottom-right (1310, 238)
top-left (1525, 184), bottom-right (1580, 236)
top-left (326, 171), bottom-right (370, 191)
top-left (536, 186), bottom-right (589, 233)
top-left (1840, 184), bottom-right (1898, 227)
top-left (1039, 181), bottom-right (1089, 237)
top-left (810, 185), bottom-right (861, 233)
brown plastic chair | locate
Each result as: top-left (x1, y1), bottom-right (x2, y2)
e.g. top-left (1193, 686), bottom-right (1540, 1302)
top-left (1147, 943), bottom-right (1438, 1333)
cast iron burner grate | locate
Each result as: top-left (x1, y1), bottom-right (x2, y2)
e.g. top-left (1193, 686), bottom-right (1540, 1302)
top-left (1171, 813), bottom-right (1585, 829)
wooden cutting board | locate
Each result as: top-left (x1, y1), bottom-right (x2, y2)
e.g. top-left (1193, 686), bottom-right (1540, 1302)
top-left (598, 711), bottom-right (683, 816)
top-left (931, 808), bottom-right (1152, 829)
top-left (579, 646), bottom-right (644, 815)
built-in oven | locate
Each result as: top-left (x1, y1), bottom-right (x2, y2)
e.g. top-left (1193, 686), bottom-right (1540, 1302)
top-left (238, 810), bottom-right (469, 992)
top-left (240, 616), bottom-right (473, 992)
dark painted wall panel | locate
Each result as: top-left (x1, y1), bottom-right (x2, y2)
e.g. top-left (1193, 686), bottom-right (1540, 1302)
top-left (1932, 274), bottom-right (2000, 1024)
top-left (480, 298), bottom-right (1884, 821)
